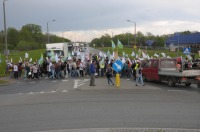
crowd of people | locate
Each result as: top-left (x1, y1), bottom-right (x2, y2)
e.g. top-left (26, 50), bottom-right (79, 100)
top-left (5, 52), bottom-right (146, 87)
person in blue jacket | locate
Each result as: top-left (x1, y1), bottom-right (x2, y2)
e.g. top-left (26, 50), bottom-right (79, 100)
top-left (89, 60), bottom-right (96, 86)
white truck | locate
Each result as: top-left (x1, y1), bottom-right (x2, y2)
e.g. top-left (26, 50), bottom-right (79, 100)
top-left (46, 43), bottom-right (69, 58)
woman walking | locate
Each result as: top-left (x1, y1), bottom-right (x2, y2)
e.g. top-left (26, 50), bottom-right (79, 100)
top-left (106, 64), bottom-right (114, 85)
top-left (135, 63), bottom-right (145, 86)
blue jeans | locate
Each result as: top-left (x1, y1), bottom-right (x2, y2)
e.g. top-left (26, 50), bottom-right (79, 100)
top-left (136, 74), bottom-right (144, 85)
top-left (107, 77), bottom-right (114, 84)
top-left (49, 70), bottom-right (55, 79)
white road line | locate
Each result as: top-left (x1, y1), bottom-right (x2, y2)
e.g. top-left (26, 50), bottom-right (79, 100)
top-left (74, 79), bottom-right (90, 88)
top-left (51, 80), bottom-right (57, 83)
top-left (50, 91), bottom-right (56, 93)
top-left (39, 91), bottom-right (45, 94)
top-left (29, 82), bottom-right (35, 84)
top-left (28, 92), bottom-right (34, 94)
top-left (44, 77), bottom-right (48, 79)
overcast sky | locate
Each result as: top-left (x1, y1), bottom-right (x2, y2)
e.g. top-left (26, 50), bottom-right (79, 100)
top-left (1, 0), bottom-right (200, 42)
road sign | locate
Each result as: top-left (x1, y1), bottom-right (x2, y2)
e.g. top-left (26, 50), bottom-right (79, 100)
top-left (112, 60), bottom-right (123, 72)
top-left (183, 48), bottom-right (191, 54)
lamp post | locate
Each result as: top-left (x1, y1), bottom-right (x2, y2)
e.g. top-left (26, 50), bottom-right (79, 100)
top-left (127, 20), bottom-right (136, 47)
top-left (47, 19), bottom-right (55, 43)
top-left (3, 0), bottom-right (8, 61)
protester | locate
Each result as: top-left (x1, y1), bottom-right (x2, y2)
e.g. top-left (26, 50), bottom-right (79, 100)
top-left (106, 64), bottom-right (114, 85)
top-left (89, 60), bottom-right (96, 86)
top-left (13, 63), bottom-right (18, 79)
top-left (135, 63), bottom-right (145, 86)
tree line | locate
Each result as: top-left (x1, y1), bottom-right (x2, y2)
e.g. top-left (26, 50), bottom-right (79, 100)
top-left (90, 31), bottom-right (168, 48)
top-left (0, 24), bottom-right (70, 51)
top-left (90, 31), bottom-right (195, 48)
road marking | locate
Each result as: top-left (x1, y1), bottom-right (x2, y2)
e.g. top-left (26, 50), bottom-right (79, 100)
top-left (17, 82), bottom-right (23, 84)
top-left (29, 82), bottom-right (35, 84)
top-left (74, 79), bottom-right (90, 89)
top-left (28, 92), bottom-right (34, 94)
top-left (50, 91), bottom-right (56, 93)
top-left (51, 80), bottom-right (57, 83)
top-left (62, 90), bottom-right (68, 92)
top-left (126, 79), bottom-right (130, 81)
top-left (39, 91), bottom-right (45, 94)
top-left (44, 77), bottom-right (48, 79)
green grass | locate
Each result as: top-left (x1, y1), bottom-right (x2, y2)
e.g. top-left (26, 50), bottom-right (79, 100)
top-left (98, 47), bottom-right (198, 59)
top-left (0, 49), bottom-right (45, 77)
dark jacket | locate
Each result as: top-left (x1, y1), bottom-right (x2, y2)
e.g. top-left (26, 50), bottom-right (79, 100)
top-left (90, 63), bottom-right (95, 74)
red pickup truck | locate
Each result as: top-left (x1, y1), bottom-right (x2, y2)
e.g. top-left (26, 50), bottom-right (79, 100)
top-left (141, 58), bottom-right (200, 88)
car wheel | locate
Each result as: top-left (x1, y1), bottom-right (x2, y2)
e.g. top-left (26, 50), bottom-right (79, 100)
top-left (168, 78), bottom-right (175, 87)
top-left (185, 82), bottom-right (191, 87)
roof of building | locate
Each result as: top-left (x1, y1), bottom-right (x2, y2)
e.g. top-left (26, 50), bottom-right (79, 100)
top-left (165, 32), bottom-right (200, 46)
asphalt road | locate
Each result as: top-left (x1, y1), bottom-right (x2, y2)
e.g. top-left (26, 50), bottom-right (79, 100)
top-left (1, 76), bottom-right (200, 132)
top-left (1, 47), bottom-right (200, 132)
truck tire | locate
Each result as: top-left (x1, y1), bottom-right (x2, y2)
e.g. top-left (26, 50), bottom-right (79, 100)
top-left (168, 78), bottom-right (175, 87)
top-left (185, 83), bottom-right (191, 87)
top-left (142, 75), bottom-right (147, 82)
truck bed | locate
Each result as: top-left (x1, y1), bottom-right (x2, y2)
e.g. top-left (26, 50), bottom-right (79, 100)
top-left (158, 69), bottom-right (200, 77)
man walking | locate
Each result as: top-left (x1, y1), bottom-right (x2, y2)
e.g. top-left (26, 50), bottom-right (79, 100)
top-left (89, 60), bottom-right (96, 86)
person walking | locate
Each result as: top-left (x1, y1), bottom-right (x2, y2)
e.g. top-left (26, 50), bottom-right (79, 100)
top-left (135, 63), bottom-right (145, 86)
top-left (89, 60), bottom-right (96, 86)
top-left (106, 64), bottom-right (114, 85)
top-left (32, 62), bottom-right (39, 79)
top-left (13, 63), bottom-right (18, 79)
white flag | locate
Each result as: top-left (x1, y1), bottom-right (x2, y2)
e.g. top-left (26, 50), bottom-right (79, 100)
top-left (136, 54), bottom-right (138, 58)
top-left (122, 57), bottom-right (126, 64)
top-left (55, 54), bottom-right (59, 63)
top-left (131, 51), bottom-right (135, 57)
top-left (29, 58), bottom-right (32, 62)
top-left (72, 51), bottom-right (74, 56)
top-left (25, 53), bottom-right (29, 58)
top-left (161, 52), bottom-right (166, 58)
top-left (142, 51), bottom-right (148, 59)
top-left (154, 53), bottom-right (159, 58)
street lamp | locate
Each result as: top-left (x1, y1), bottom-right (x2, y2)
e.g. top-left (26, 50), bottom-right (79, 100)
top-left (47, 19), bottom-right (55, 43)
top-left (127, 20), bottom-right (136, 47)
top-left (3, 0), bottom-right (8, 61)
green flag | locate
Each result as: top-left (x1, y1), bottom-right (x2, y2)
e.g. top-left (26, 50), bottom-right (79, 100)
top-left (111, 40), bottom-right (116, 50)
top-left (107, 49), bottom-right (110, 57)
top-left (117, 39), bottom-right (123, 49)
top-left (38, 53), bottom-right (44, 65)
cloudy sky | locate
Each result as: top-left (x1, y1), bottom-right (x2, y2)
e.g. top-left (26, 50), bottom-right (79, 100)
top-left (1, 0), bottom-right (200, 42)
